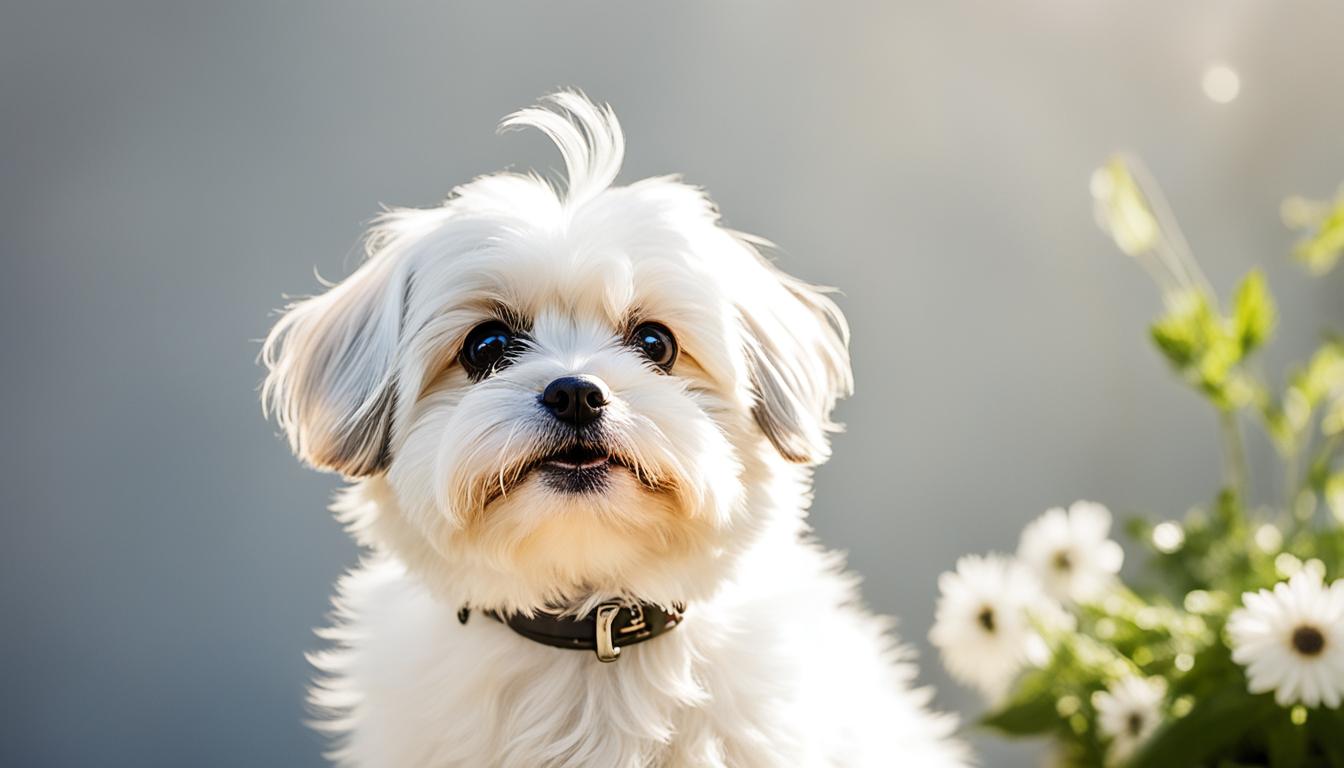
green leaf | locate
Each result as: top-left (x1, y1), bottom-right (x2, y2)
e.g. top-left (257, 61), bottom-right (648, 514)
top-left (1308, 708), bottom-right (1344, 767)
top-left (979, 669), bottom-right (1061, 736)
top-left (980, 695), bottom-right (1060, 737)
top-left (1231, 270), bottom-right (1274, 355)
top-left (1294, 342), bottom-right (1344, 407)
top-left (1151, 321), bottom-right (1198, 370)
top-left (1150, 291), bottom-right (1218, 370)
top-left (1266, 710), bottom-right (1307, 768)
top-left (1128, 685), bottom-right (1269, 768)
top-left (1292, 198), bottom-right (1344, 275)
top-left (1231, 269), bottom-right (1276, 355)
top-left (1147, 287), bottom-right (1268, 409)
top-left (1094, 156), bottom-right (1162, 257)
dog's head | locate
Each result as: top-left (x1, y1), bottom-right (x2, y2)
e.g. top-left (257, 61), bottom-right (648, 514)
top-left (262, 93), bottom-right (851, 609)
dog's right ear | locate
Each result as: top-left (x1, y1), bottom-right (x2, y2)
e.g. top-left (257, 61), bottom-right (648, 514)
top-left (736, 240), bottom-right (854, 466)
top-left (261, 243), bottom-right (407, 478)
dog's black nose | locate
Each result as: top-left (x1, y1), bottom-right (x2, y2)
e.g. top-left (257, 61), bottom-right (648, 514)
top-left (541, 375), bottom-right (610, 428)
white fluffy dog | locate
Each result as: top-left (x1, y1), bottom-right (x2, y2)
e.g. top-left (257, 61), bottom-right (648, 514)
top-left (262, 92), bottom-right (968, 768)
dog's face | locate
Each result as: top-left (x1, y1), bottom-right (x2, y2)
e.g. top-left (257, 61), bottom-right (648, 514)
top-left (263, 94), bottom-right (851, 608)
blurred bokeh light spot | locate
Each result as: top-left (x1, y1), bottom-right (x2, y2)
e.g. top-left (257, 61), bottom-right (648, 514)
top-left (1152, 521), bottom-right (1185, 553)
top-left (1202, 64), bottom-right (1241, 103)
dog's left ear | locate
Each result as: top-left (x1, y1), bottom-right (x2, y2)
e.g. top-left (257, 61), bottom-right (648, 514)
top-left (738, 246), bottom-right (853, 465)
top-left (261, 243), bottom-right (408, 478)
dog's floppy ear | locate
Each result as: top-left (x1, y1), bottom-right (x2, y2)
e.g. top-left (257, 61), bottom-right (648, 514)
top-left (261, 241), bottom-right (407, 477)
top-left (738, 243), bottom-right (853, 465)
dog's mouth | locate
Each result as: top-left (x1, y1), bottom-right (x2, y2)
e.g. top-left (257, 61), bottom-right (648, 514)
top-left (531, 442), bottom-right (626, 495)
top-left (481, 439), bottom-right (666, 506)
top-left (540, 443), bottom-right (612, 471)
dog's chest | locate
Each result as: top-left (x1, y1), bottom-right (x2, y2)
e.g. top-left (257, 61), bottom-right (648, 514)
top-left (318, 561), bottom-right (764, 767)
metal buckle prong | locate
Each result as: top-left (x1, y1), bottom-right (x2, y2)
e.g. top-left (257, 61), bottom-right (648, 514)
top-left (618, 602), bottom-right (646, 635)
top-left (595, 603), bottom-right (622, 662)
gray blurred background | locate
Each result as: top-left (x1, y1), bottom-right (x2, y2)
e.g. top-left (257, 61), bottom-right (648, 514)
top-left (3, 2), bottom-right (1342, 766)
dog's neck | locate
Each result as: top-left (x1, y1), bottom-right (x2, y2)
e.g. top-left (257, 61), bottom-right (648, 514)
top-left (461, 599), bottom-right (685, 663)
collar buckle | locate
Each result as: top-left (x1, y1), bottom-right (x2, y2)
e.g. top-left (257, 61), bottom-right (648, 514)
top-left (594, 602), bottom-right (623, 662)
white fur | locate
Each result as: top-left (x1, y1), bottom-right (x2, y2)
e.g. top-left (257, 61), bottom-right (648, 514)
top-left (264, 92), bottom-right (970, 767)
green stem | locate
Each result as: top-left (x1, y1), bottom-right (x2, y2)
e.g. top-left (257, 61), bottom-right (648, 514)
top-left (1288, 433), bottom-right (1341, 532)
top-left (1220, 409), bottom-right (1249, 500)
top-left (1318, 434), bottom-right (1342, 470)
top-left (1284, 448), bottom-right (1301, 520)
top-left (1310, 434), bottom-right (1342, 489)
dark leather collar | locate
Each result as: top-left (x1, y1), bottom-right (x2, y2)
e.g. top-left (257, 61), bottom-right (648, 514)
top-left (459, 601), bottom-right (684, 662)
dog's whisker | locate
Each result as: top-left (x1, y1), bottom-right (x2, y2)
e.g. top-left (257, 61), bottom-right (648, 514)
top-left (496, 421), bottom-right (524, 500)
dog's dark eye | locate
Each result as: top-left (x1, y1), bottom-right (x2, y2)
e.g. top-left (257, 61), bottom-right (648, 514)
top-left (631, 322), bottom-right (677, 371)
top-left (461, 321), bottom-right (514, 378)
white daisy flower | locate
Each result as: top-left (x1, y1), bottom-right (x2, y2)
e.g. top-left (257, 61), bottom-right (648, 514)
top-left (1227, 571), bottom-right (1344, 708)
top-left (1017, 501), bottom-right (1125, 603)
top-left (1094, 675), bottom-right (1167, 766)
top-left (930, 554), bottom-right (1062, 701)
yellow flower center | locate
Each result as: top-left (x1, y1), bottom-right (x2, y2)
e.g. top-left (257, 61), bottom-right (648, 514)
top-left (1053, 550), bottom-right (1073, 572)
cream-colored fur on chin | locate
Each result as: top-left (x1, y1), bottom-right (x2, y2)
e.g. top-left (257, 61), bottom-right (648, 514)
top-left (262, 91), bottom-right (971, 768)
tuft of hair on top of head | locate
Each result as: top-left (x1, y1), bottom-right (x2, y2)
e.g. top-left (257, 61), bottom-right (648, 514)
top-left (499, 90), bottom-right (626, 210)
